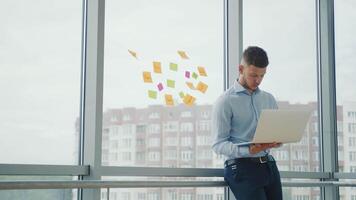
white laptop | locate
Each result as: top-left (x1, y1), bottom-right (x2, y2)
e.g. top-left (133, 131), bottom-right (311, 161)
top-left (239, 109), bottom-right (312, 145)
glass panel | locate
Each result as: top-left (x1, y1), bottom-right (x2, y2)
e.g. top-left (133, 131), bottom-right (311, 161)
top-left (283, 187), bottom-right (320, 200)
top-left (101, 187), bottom-right (224, 200)
top-left (335, 0), bottom-right (356, 173)
top-left (0, 1), bottom-right (82, 164)
top-left (103, 0), bottom-right (224, 167)
top-left (243, 0), bottom-right (318, 172)
top-left (340, 185), bottom-right (356, 200)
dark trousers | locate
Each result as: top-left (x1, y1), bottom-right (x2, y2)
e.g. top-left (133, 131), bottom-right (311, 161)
top-left (224, 158), bottom-right (282, 200)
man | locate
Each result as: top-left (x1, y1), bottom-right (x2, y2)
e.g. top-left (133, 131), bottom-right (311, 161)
top-left (212, 46), bottom-right (282, 200)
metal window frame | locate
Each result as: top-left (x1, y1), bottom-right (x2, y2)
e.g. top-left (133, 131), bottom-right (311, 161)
top-left (0, 0), bottom-right (349, 200)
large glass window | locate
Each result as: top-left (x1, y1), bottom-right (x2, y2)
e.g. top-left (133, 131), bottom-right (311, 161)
top-left (335, 0), bottom-right (356, 179)
top-left (103, 0), bottom-right (224, 168)
top-left (243, 0), bottom-right (318, 172)
top-left (0, 0), bottom-right (81, 164)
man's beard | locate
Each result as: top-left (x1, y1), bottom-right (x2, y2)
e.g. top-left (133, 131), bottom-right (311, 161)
top-left (240, 76), bottom-right (254, 91)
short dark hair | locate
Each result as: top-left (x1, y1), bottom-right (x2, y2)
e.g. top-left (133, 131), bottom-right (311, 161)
top-left (242, 46), bottom-right (269, 68)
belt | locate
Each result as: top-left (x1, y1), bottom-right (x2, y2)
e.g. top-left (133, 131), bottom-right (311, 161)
top-left (224, 155), bottom-right (274, 167)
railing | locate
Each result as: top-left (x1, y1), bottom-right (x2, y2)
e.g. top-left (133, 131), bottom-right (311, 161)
top-left (2, 180), bottom-right (356, 190)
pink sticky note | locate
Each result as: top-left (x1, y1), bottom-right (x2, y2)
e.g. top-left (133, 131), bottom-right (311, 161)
top-left (185, 71), bottom-right (190, 78)
top-left (157, 83), bottom-right (164, 91)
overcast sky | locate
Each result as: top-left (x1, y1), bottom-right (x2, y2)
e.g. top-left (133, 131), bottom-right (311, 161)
top-left (0, 0), bottom-right (355, 164)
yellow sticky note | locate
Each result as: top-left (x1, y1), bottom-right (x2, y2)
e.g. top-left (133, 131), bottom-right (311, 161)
top-left (186, 82), bottom-right (195, 90)
top-left (177, 50), bottom-right (189, 59)
top-left (128, 49), bottom-right (137, 59)
top-left (183, 94), bottom-right (196, 106)
top-left (143, 71), bottom-right (153, 83)
top-left (170, 63), bottom-right (178, 71)
top-left (197, 66), bottom-right (207, 76)
top-left (153, 61), bottom-right (162, 73)
top-left (165, 94), bottom-right (174, 106)
top-left (196, 81), bottom-right (208, 93)
top-left (148, 90), bottom-right (157, 99)
top-left (167, 79), bottom-right (175, 88)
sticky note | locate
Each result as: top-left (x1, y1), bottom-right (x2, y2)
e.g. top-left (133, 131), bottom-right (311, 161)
top-left (177, 50), bottom-right (189, 59)
top-left (192, 72), bottom-right (198, 79)
top-left (165, 94), bottom-right (174, 106)
top-left (157, 83), bottom-right (164, 91)
top-left (170, 63), bottom-right (178, 71)
top-left (167, 79), bottom-right (175, 88)
top-left (185, 71), bottom-right (190, 78)
top-left (183, 94), bottom-right (196, 106)
top-left (143, 72), bottom-right (152, 83)
top-left (179, 92), bottom-right (185, 98)
top-left (186, 82), bottom-right (195, 90)
top-left (148, 90), bottom-right (157, 99)
top-left (197, 66), bottom-right (207, 76)
top-left (128, 49), bottom-right (137, 59)
top-left (153, 61), bottom-right (162, 73)
top-left (196, 81), bottom-right (208, 93)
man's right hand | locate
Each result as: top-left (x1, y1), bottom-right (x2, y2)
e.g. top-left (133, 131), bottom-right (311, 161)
top-left (249, 142), bottom-right (281, 154)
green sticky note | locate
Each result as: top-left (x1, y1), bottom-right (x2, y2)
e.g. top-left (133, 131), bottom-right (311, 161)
top-left (192, 72), bottom-right (198, 79)
top-left (179, 92), bottom-right (185, 98)
top-left (170, 63), bottom-right (178, 71)
top-left (167, 79), bottom-right (175, 88)
top-left (148, 90), bottom-right (157, 99)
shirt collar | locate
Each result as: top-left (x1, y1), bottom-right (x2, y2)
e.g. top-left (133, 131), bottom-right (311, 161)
top-left (233, 79), bottom-right (260, 94)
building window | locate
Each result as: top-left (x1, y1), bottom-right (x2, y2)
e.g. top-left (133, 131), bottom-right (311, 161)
top-left (181, 151), bottom-right (193, 161)
top-left (350, 152), bottom-right (356, 161)
top-left (148, 138), bottom-right (160, 147)
top-left (349, 123), bottom-right (356, 133)
top-left (148, 152), bottom-right (160, 161)
top-left (201, 111), bottom-right (210, 118)
top-left (163, 121), bottom-right (178, 132)
top-left (166, 137), bottom-right (178, 146)
top-left (148, 124), bottom-right (161, 133)
top-left (180, 122), bottom-right (193, 132)
top-left (181, 137), bottom-right (192, 146)
top-left (148, 112), bottom-right (160, 119)
top-left (180, 111), bottom-right (192, 118)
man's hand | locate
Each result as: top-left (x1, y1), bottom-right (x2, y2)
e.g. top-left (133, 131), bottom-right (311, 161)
top-left (249, 142), bottom-right (282, 154)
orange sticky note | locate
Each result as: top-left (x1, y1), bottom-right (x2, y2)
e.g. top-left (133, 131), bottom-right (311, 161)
top-left (197, 66), bottom-right (207, 76)
top-left (183, 94), bottom-right (196, 106)
top-left (165, 94), bottom-right (174, 106)
top-left (153, 61), bottom-right (162, 73)
top-left (186, 82), bottom-right (195, 90)
top-left (128, 49), bottom-right (137, 59)
top-left (177, 50), bottom-right (189, 59)
top-left (196, 81), bottom-right (208, 93)
top-left (143, 71), bottom-right (153, 83)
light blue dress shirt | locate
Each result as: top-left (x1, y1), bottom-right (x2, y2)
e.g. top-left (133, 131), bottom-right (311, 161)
top-left (211, 79), bottom-right (278, 160)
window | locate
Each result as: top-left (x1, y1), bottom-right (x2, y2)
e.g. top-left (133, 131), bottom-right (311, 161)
top-left (0, 0), bottom-right (81, 165)
top-left (181, 137), bottom-right (192, 146)
top-left (102, 0), bottom-right (223, 171)
top-left (198, 120), bottom-right (210, 131)
top-left (181, 151), bottom-right (193, 161)
top-left (163, 121), bottom-right (179, 132)
top-left (148, 152), bottom-right (160, 162)
top-left (180, 122), bottom-right (194, 132)
top-left (335, 0), bottom-right (356, 173)
top-left (244, 0), bottom-right (318, 172)
top-left (180, 111), bottom-right (192, 118)
top-left (148, 124), bottom-right (161, 134)
top-left (149, 112), bottom-right (160, 119)
top-left (148, 138), bottom-right (160, 147)
top-left (164, 150), bottom-right (177, 160)
top-left (349, 123), bottom-right (356, 133)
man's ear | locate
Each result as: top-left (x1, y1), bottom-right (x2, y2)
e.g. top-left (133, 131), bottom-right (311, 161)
top-left (238, 65), bottom-right (244, 74)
